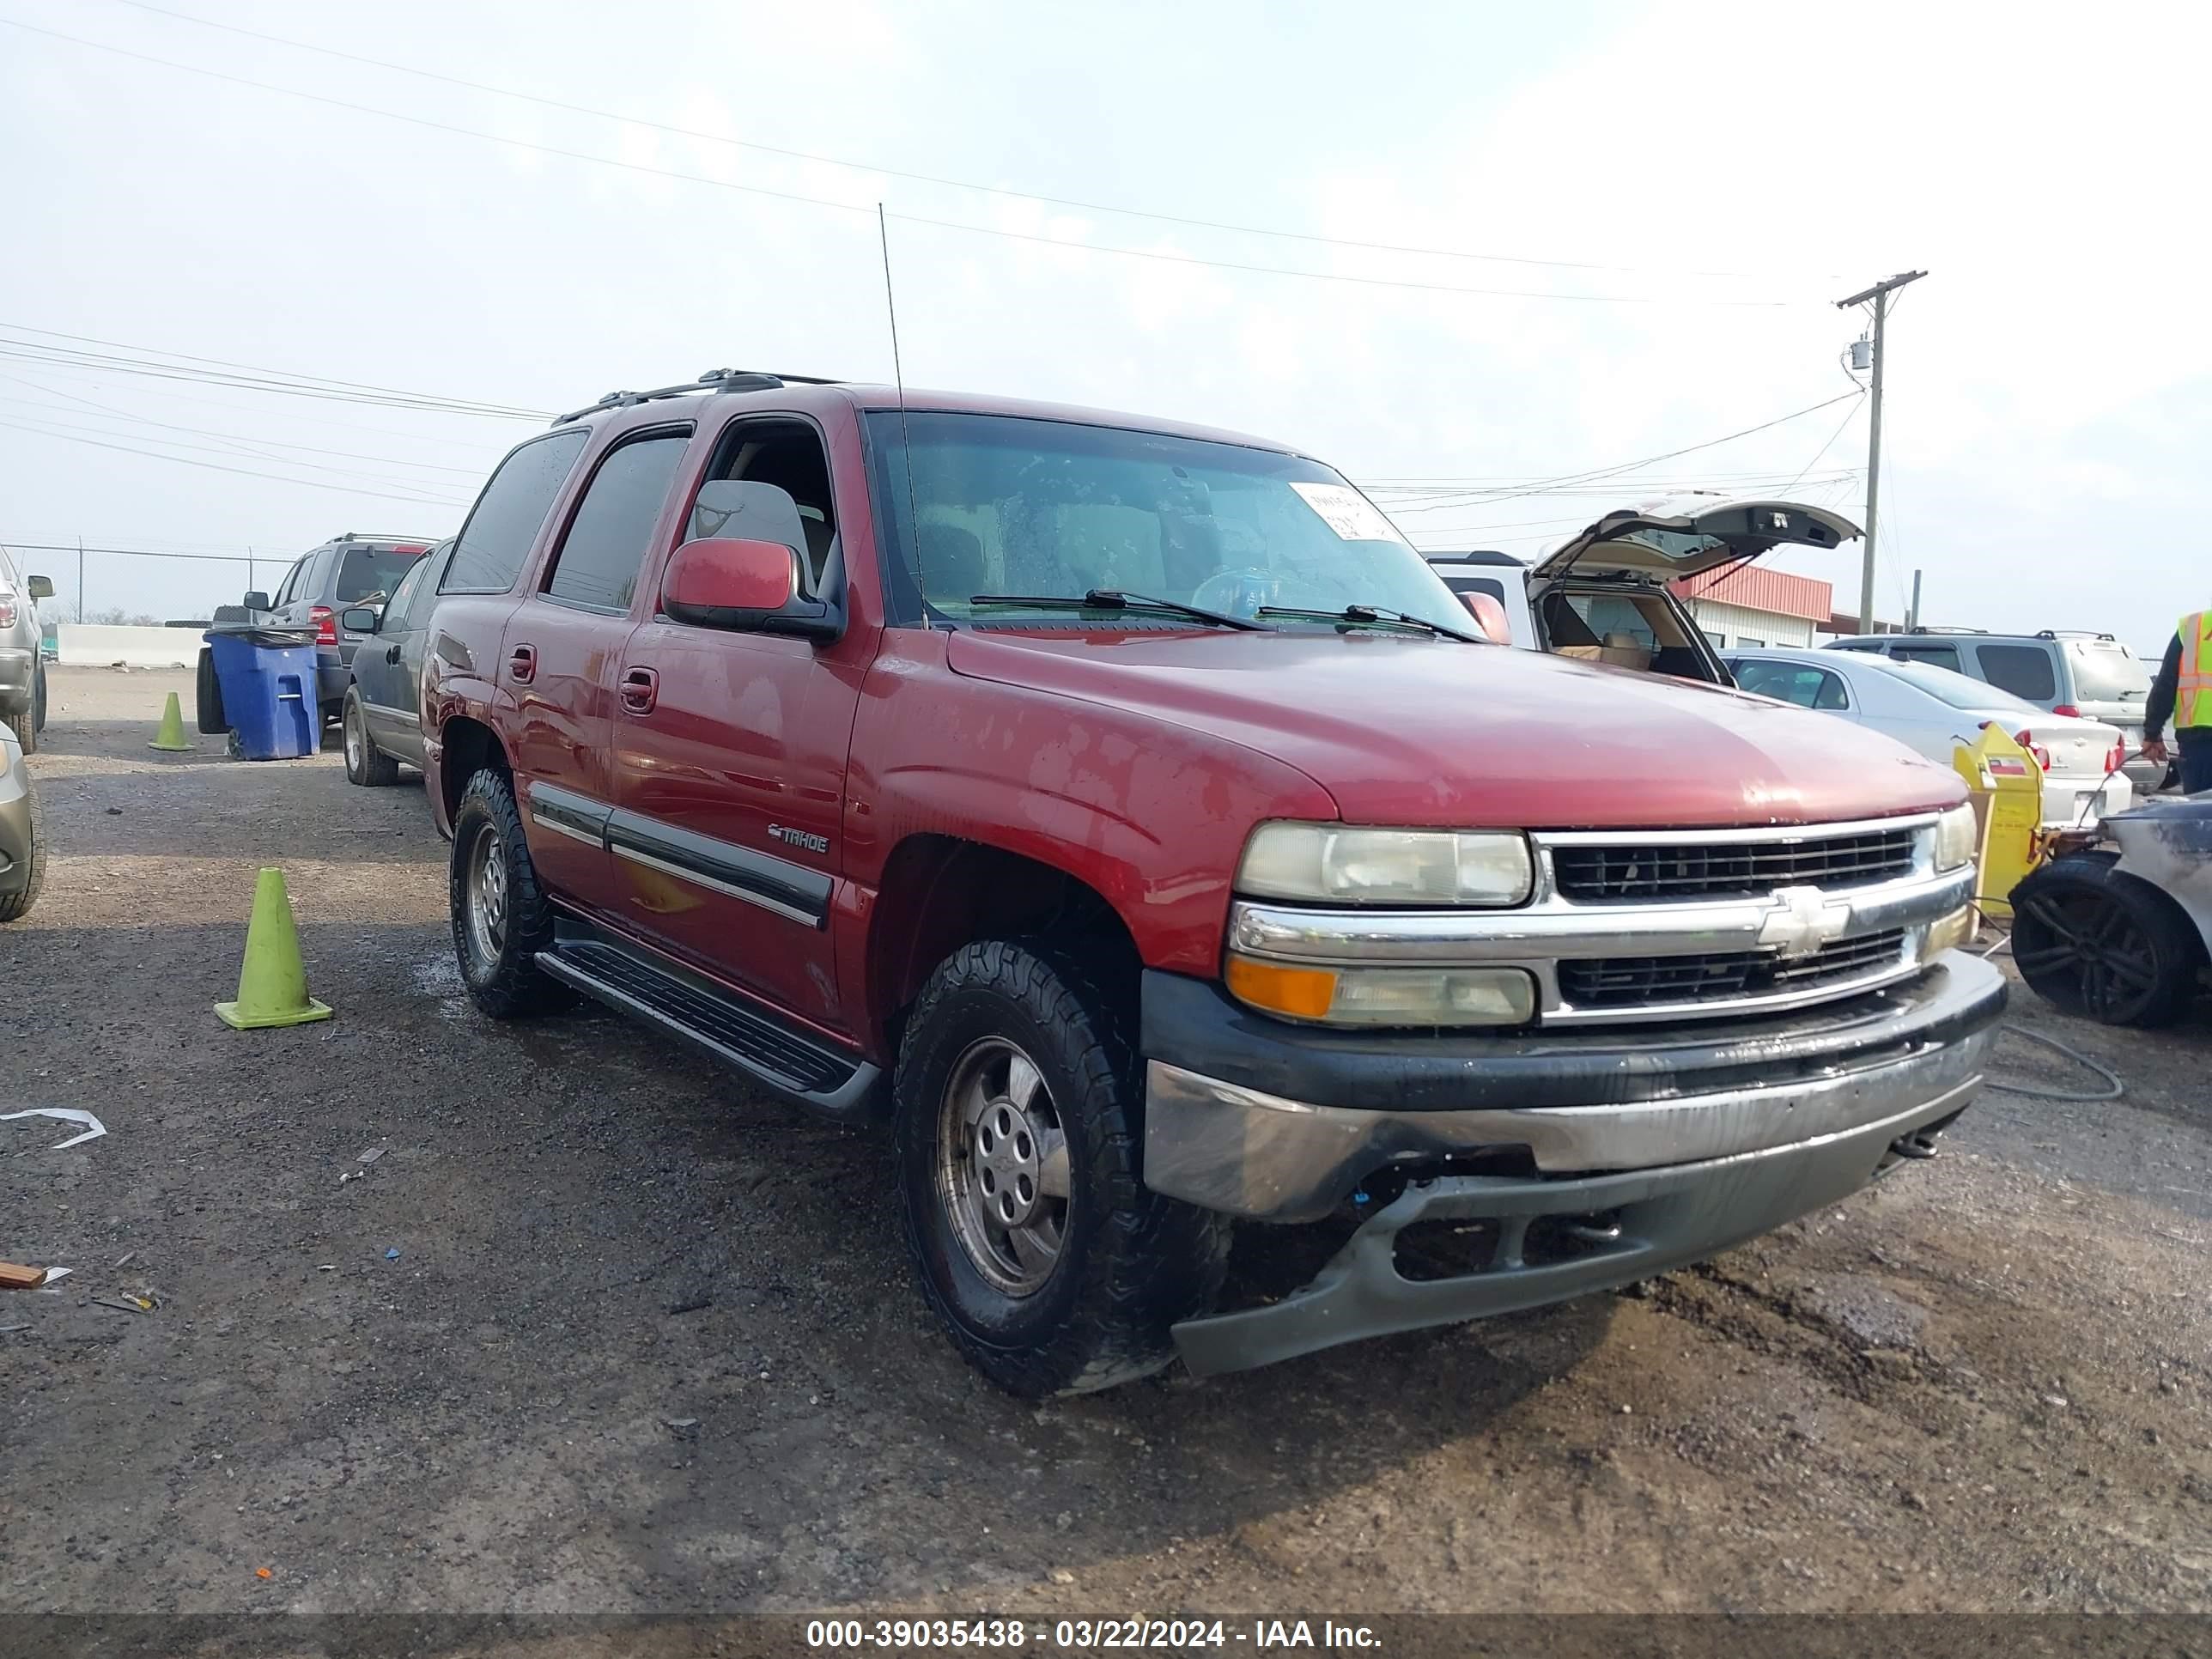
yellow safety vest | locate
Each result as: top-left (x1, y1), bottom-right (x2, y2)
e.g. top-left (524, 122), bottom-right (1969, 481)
top-left (2179, 611), bottom-right (2212, 729)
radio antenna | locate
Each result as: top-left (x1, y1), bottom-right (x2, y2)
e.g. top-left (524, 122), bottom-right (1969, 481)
top-left (878, 204), bottom-right (927, 622)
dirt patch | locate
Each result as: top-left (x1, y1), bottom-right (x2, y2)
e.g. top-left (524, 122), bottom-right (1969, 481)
top-left (2, 667), bottom-right (2207, 1621)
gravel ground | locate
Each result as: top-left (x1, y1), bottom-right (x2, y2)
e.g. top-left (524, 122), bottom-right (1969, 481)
top-left (3, 666), bottom-right (2208, 1624)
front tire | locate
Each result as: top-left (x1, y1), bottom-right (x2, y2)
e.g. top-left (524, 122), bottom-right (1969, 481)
top-left (449, 768), bottom-right (574, 1018)
top-left (343, 689), bottom-right (399, 787)
top-left (6, 697), bottom-right (33, 757)
top-left (31, 665), bottom-right (45, 736)
top-left (894, 939), bottom-right (1229, 1397)
top-left (2012, 854), bottom-right (2203, 1026)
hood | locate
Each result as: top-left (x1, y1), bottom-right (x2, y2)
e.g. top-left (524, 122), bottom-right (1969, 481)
top-left (945, 629), bottom-right (1961, 830)
top-left (1533, 493), bottom-right (1863, 581)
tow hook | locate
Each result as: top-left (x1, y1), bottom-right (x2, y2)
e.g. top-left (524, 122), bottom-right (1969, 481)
top-left (1888, 1128), bottom-right (1942, 1161)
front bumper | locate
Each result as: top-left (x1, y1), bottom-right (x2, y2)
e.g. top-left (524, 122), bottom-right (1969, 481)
top-left (1140, 953), bottom-right (2005, 1374)
top-left (0, 737), bottom-right (34, 896)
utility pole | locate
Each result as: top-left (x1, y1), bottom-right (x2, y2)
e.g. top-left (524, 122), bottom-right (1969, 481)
top-left (1908, 568), bottom-right (1923, 633)
top-left (1836, 270), bottom-right (1925, 630)
top-left (76, 537), bottom-right (84, 623)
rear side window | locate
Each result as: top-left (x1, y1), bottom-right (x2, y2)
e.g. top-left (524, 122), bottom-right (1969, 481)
top-left (1889, 642), bottom-right (1961, 672)
top-left (334, 547), bottom-right (424, 606)
top-left (544, 431), bottom-right (691, 611)
top-left (1974, 642), bottom-right (2057, 702)
top-left (400, 545), bottom-right (454, 629)
top-left (444, 431), bottom-right (589, 594)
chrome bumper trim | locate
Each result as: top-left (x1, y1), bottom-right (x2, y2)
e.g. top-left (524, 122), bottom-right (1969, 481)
top-left (1143, 1018), bottom-right (1996, 1223)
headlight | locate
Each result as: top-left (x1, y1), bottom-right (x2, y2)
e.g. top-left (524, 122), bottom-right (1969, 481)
top-left (1238, 823), bottom-right (1533, 907)
top-left (1934, 801), bottom-right (1978, 873)
top-left (1225, 955), bottom-right (1536, 1027)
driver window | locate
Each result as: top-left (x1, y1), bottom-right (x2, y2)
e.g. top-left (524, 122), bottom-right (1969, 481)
top-left (695, 419), bottom-right (838, 599)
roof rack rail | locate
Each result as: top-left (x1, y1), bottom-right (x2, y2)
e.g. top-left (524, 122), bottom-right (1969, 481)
top-left (2034, 629), bottom-right (2116, 641)
top-left (334, 532), bottom-right (439, 544)
top-left (550, 368), bottom-right (846, 427)
top-left (1905, 625), bottom-right (1988, 635)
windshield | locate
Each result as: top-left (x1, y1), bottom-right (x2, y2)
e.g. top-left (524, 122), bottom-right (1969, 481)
top-left (1869, 653), bottom-right (2045, 714)
top-left (336, 546), bottom-right (425, 605)
top-left (2066, 640), bottom-right (2150, 702)
top-left (865, 411), bottom-right (1466, 633)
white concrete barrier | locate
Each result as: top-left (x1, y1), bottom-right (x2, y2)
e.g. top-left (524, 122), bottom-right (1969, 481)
top-left (54, 624), bottom-right (201, 668)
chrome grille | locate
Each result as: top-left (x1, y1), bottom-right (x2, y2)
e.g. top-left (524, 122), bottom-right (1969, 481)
top-left (1557, 929), bottom-right (1909, 1011)
top-left (1550, 828), bottom-right (1918, 902)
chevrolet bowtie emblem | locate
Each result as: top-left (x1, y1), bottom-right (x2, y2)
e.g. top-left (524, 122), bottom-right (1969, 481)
top-left (1756, 884), bottom-right (1852, 959)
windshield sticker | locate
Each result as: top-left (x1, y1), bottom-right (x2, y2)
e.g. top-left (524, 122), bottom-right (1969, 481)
top-left (1289, 482), bottom-right (1411, 545)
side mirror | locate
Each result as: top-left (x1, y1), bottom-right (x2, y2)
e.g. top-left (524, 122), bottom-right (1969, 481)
top-left (1458, 591), bottom-right (1510, 643)
top-left (25, 575), bottom-right (52, 601)
top-left (663, 538), bottom-right (838, 641)
top-left (243, 591), bottom-right (271, 612)
top-left (340, 607), bottom-right (381, 635)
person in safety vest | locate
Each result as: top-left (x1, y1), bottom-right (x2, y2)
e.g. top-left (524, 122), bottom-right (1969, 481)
top-left (2142, 610), bottom-right (2212, 794)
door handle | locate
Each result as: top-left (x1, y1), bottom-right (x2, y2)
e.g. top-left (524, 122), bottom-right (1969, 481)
top-left (507, 644), bottom-right (537, 685)
top-left (620, 665), bottom-right (659, 714)
top-left (386, 644), bottom-right (402, 665)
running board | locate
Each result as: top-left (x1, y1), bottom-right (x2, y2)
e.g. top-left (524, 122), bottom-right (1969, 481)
top-left (537, 926), bottom-right (884, 1121)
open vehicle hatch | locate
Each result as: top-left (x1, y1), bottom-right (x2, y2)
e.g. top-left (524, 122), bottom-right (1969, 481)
top-left (1532, 495), bottom-right (1863, 583)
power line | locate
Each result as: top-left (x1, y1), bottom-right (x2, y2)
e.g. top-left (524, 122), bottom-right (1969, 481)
top-left (103, 0), bottom-right (1841, 285)
top-left (0, 403), bottom-right (478, 501)
top-left (0, 329), bottom-right (547, 418)
top-left (0, 322), bottom-right (547, 416)
top-left (0, 373), bottom-right (492, 477)
top-left (1376, 470), bottom-right (1863, 515)
top-left (0, 416), bottom-right (473, 507)
top-left (4, 18), bottom-right (1808, 309)
top-left (1779, 396), bottom-right (1865, 494)
top-left (0, 356), bottom-right (522, 447)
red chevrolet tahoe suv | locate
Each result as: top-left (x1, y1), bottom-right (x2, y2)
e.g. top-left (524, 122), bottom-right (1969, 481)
top-left (423, 368), bottom-right (2005, 1395)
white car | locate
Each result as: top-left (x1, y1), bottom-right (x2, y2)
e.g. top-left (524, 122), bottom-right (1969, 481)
top-left (1724, 647), bottom-right (2132, 829)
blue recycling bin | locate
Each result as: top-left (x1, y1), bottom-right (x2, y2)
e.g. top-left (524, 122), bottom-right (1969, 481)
top-left (203, 627), bottom-right (319, 760)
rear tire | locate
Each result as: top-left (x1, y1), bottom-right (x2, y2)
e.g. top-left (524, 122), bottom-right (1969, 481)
top-left (449, 768), bottom-right (574, 1018)
top-left (0, 769), bottom-right (43, 923)
top-left (196, 647), bottom-right (227, 734)
top-left (894, 939), bottom-right (1230, 1397)
top-left (343, 689), bottom-right (400, 787)
top-left (2011, 854), bottom-right (2203, 1027)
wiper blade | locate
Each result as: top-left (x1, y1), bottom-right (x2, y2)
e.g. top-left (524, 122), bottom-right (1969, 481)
top-left (967, 590), bottom-right (1267, 632)
top-left (1255, 603), bottom-right (1481, 642)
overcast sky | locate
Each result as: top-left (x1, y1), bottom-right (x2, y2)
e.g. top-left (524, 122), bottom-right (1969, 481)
top-left (2, 0), bottom-right (2204, 651)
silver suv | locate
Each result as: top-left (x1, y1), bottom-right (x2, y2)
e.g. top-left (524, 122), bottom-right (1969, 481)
top-left (239, 532), bottom-right (440, 726)
top-left (1823, 629), bottom-right (2156, 790)
top-left (0, 548), bottom-right (55, 754)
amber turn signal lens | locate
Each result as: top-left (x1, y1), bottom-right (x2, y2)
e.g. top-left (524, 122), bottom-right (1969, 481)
top-left (1224, 954), bottom-right (1339, 1020)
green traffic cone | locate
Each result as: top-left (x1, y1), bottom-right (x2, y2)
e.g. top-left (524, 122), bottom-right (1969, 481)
top-left (215, 867), bottom-right (332, 1030)
top-left (149, 690), bottom-right (194, 751)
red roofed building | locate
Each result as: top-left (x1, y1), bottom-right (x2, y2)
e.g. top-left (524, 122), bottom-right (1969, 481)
top-left (1665, 564), bottom-right (1834, 651)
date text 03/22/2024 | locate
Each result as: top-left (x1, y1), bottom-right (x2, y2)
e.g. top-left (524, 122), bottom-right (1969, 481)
top-left (804, 1619), bottom-right (1382, 1650)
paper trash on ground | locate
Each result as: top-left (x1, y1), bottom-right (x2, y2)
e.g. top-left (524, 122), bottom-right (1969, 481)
top-left (1, 1109), bottom-right (109, 1151)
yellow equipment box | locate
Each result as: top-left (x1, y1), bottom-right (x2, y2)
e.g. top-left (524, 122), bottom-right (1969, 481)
top-left (1952, 724), bottom-right (2045, 920)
